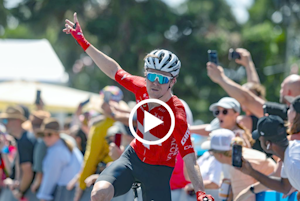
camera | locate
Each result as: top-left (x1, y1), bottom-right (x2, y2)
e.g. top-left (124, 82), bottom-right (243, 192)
top-left (228, 48), bottom-right (241, 60)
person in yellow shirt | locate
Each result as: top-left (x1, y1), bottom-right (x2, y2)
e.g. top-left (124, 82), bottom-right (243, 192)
top-left (72, 86), bottom-right (128, 201)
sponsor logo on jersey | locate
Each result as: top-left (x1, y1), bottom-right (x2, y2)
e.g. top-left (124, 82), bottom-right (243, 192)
top-left (167, 138), bottom-right (178, 161)
top-left (181, 129), bottom-right (190, 146)
top-left (184, 145), bottom-right (193, 150)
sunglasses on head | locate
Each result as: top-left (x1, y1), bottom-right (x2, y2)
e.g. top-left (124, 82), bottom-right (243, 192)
top-left (146, 72), bottom-right (172, 84)
top-left (214, 109), bottom-right (228, 116)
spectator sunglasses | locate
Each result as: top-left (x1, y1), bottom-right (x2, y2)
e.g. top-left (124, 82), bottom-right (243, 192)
top-left (214, 109), bottom-right (228, 116)
top-left (146, 72), bottom-right (173, 84)
top-left (42, 132), bottom-right (54, 138)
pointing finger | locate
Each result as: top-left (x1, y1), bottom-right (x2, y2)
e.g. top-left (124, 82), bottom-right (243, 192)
top-left (74, 12), bottom-right (78, 24)
top-left (65, 19), bottom-right (74, 27)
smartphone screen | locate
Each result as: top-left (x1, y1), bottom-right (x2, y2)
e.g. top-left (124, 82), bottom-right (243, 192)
top-left (208, 50), bottom-right (219, 65)
top-left (232, 144), bottom-right (242, 167)
top-left (114, 133), bottom-right (122, 148)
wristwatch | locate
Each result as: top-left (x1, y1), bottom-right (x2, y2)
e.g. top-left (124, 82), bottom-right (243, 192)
top-left (249, 185), bottom-right (255, 194)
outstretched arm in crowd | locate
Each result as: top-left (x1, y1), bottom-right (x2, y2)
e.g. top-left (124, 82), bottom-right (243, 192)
top-left (235, 48), bottom-right (260, 84)
top-left (207, 62), bottom-right (265, 118)
top-left (63, 13), bottom-right (121, 80)
top-left (237, 157), bottom-right (292, 195)
top-left (189, 124), bottom-right (210, 136)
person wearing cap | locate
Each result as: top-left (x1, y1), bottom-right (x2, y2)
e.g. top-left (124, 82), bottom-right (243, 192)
top-left (236, 115), bottom-right (300, 197)
top-left (208, 129), bottom-right (276, 201)
top-left (208, 97), bottom-right (254, 148)
top-left (21, 110), bottom-right (51, 194)
top-left (235, 98), bottom-right (300, 201)
top-left (73, 86), bottom-right (124, 201)
top-left (0, 106), bottom-right (37, 201)
top-left (36, 117), bottom-right (83, 201)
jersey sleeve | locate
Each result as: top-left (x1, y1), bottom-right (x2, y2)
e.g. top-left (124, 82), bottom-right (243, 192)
top-left (115, 69), bottom-right (146, 94)
top-left (173, 111), bottom-right (194, 158)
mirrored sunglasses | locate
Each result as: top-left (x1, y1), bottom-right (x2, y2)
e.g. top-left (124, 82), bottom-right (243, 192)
top-left (146, 72), bottom-right (172, 84)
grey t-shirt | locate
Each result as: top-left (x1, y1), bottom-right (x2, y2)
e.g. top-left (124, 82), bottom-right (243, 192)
top-left (33, 138), bottom-right (47, 173)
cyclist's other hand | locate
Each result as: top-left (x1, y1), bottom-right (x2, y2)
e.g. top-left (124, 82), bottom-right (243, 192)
top-left (197, 191), bottom-right (215, 201)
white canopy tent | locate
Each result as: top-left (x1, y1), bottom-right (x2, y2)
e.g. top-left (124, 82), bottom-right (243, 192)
top-left (0, 39), bottom-right (69, 84)
top-left (0, 80), bottom-right (103, 113)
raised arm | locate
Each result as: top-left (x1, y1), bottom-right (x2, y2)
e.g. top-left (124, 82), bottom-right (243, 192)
top-left (207, 62), bottom-right (265, 118)
top-left (235, 48), bottom-right (260, 84)
top-left (63, 13), bottom-right (121, 80)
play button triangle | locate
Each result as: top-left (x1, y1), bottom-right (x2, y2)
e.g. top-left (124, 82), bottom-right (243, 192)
top-left (144, 111), bottom-right (163, 133)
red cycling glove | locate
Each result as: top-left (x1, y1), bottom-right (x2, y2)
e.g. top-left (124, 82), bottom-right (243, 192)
top-left (70, 22), bottom-right (90, 51)
top-left (197, 191), bottom-right (215, 201)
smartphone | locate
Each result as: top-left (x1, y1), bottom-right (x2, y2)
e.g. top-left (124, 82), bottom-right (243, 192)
top-left (104, 91), bottom-right (112, 103)
top-left (114, 133), bottom-right (122, 148)
top-left (228, 48), bottom-right (241, 60)
top-left (208, 50), bottom-right (219, 65)
top-left (80, 96), bottom-right (90, 107)
top-left (232, 144), bottom-right (242, 167)
top-left (35, 90), bottom-right (41, 105)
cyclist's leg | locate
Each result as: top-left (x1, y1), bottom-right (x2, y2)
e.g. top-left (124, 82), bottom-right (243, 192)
top-left (131, 157), bottom-right (173, 201)
top-left (91, 149), bottom-right (135, 201)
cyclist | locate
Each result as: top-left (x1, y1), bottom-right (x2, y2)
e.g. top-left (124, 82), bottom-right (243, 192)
top-left (63, 13), bottom-right (214, 201)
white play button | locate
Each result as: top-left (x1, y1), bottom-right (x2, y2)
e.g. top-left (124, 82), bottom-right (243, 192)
top-left (129, 99), bottom-right (175, 145)
top-left (144, 111), bottom-right (163, 133)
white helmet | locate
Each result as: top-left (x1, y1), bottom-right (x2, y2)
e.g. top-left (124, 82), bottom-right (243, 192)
top-left (144, 49), bottom-right (181, 77)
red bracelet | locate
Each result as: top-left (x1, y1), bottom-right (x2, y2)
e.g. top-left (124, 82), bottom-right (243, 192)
top-left (71, 22), bottom-right (90, 51)
top-left (196, 191), bottom-right (206, 197)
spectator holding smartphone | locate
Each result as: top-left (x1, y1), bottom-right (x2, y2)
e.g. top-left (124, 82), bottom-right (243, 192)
top-left (207, 129), bottom-right (276, 201)
top-left (207, 58), bottom-right (300, 120)
top-left (236, 115), bottom-right (300, 198)
top-left (235, 97), bottom-right (300, 201)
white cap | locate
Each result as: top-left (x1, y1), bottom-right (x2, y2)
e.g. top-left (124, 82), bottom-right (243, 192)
top-left (201, 129), bottom-right (235, 151)
top-left (209, 97), bottom-right (240, 113)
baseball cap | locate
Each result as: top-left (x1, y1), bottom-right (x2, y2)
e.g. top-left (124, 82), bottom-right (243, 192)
top-left (0, 106), bottom-right (27, 122)
top-left (201, 129), bottom-right (235, 151)
top-left (252, 115), bottom-right (287, 142)
top-left (209, 97), bottom-right (241, 113)
top-left (100, 86), bottom-right (123, 102)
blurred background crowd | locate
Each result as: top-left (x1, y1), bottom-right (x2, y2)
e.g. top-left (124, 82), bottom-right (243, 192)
top-left (1, 0), bottom-right (300, 201)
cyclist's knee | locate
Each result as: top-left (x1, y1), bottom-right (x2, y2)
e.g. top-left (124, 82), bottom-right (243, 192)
top-left (91, 180), bottom-right (114, 201)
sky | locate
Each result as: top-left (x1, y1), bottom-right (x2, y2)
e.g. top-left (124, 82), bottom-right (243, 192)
top-left (5, 0), bottom-right (254, 24)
